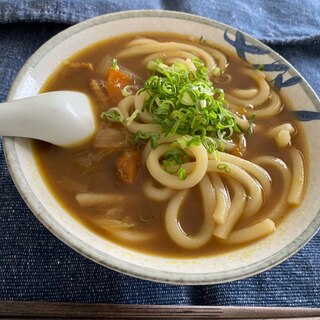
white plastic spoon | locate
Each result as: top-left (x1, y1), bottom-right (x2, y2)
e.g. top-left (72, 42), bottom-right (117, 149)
top-left (0, 91), bottom-right (96, 147)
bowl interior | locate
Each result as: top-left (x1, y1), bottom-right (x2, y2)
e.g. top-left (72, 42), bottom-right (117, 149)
top-left (4, 11), bottom-right (320, 284)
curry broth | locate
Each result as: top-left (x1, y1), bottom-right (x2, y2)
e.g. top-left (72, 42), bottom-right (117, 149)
top-left (33, 33), bottom-right (307, 258)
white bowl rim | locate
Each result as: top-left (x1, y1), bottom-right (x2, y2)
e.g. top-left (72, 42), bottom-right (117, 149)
top-left (3, 10), bottom-right (320, 285)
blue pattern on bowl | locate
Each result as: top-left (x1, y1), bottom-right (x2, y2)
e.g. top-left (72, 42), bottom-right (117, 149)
top-left (224, 29), bottom-right (302, 90)
top-left (223, 29), bottom-right (270, 60)
top-left (293, 110), bottom-right (320, 121)
top-left (223, 29), bottom-right (320, 121)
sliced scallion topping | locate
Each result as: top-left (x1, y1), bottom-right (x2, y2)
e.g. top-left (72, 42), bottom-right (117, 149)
top-left (247, 113), bottom-right (256, 137)
top-left (101, 57), bottom-right (244, 179)
top-left (141, 58), bottom-right (241, 149)
top-left (112, 58), bottom-right (118, 70)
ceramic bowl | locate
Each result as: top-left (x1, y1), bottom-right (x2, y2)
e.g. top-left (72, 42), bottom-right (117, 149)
top-left (3, 10), bottom-right (320, 284)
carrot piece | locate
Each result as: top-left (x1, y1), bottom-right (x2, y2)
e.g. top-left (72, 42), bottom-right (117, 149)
top-left (106, 68), bottom-right (132, 104)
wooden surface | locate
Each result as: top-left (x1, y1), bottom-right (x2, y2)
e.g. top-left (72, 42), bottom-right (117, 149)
top-left (0, 301), bottom-right (319, 319)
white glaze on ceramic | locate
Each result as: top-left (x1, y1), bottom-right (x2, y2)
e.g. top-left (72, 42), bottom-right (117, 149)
top-left (3, 11), bottom-right (320, 284)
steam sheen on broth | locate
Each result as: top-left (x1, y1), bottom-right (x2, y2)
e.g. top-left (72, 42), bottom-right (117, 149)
top-left (33, 33), bottom-right (307, 258)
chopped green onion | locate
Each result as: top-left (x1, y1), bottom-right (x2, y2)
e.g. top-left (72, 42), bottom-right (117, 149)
top-left (212, 67), bottom-right (223, 77)
top-left (121, 85), bottom-right (135, 97)
top-left (101, 107), bottom-right (139, 125)
top-left (124, 109), bottom-right (140, 125)
top-left (149, 133), bottom-right (158, 149)
top-left (178, 168), bottom-right (187, 180)
top-left (217, 163), bottom-right (231, 174)
top-left (162, 147), bottom-right (187, 175)
top-left (102, 57), bottom-right (248, 179)
top-left (112, 58), bottom-right (118, 70)
top-left (256, 64), bottom-right (265, 71)
top-left (101, 107), bottom-right (123, 122)
top-left (247, 113), bottom-right (256, 137)
top-left (132, 131), bottom-right (159, 149)
top-left (139, 58), bottom-right (240, 153)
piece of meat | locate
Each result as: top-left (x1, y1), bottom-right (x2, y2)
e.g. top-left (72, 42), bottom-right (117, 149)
top-left (89, 79), bottom-right (109, 106)
top-left (93, 122), bottom-right (130, 152)
top-left (116, 149), bottom-right (141, 184)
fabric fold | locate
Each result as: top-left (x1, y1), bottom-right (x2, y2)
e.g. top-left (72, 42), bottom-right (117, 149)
top-left (0, 0), bottom-right (319, 45)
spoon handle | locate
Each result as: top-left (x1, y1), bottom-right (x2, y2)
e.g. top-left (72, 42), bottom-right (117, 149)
top-left (0, 95), bottom-right (49, 138)
top-left (0, 91), bottom-right (95, 147)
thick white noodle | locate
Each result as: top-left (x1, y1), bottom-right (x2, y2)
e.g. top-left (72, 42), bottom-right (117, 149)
top-left (254, 156), bottom-right (291, 221)
top-left (267, 123), bottom-right (295, 149)
top-left (130, 39), bottom-right (228, 71)
top-left (126, 121), bottom-right (160, 134)
top-left (134, 91), bottom-right (152, 123)
top-left (142, 135), bottom-right (179, 163)
top-left (139, 110), bottom-right (153, 124)
top-left (225, 219), bottom-right (275, 244)
top-left (201, 45), bottom-right (228, 69)
top-left (213, 179), bottom-right (246, 239)
top-left (126, 38), bottom-right (159, 48)
top-left (75, 193), bottom-right (124, 207)
top-left (214, 74), bottom-right (232, 84)
top-left (232, 88), bottom-right (258, 99)
top-left (117, 95), bottom-right (160, 133)
top-left (199, 174), bottom-right (216, 230)
top-left (93, 217), bottom-right (154, 242)
top-left (171, 157), bottom-right (263, 217)
top-left (146, 143), bottom-right (208, 189)
top-left (117, 41), bottom-right (217, 74)
top-left (166, 57), bottom-right (188, 66)
top-left (143, 50), bottom-right (196, 65)
top-left (110, 230), bottom-right (155, 242)
top-left (210, 152), bottom-right (272, 198)
top-left (165, 58), bottom-right (198, 72)
top-left (245, 91), bottom-right (282, 118)
top-left (128, 122), bottom-right (160, 134)
top-left (267, 123), bottom-right (295, 138)
top-left (142, 179), bottom-right (175, 201)
top-left (134, 91), bottom-right (148, 110)
top-left (118, 95), bottom-right (135, 114)
top-left (208, 173), bottom-right (231, 225)
top-left (231, 112), bottom-right (251, 131)
top-left (235, 134), bottom-right (247, 156)
top-left (275, 130), bottom-right (292, 148)
top-left (225, 69), bottom-right (270, 107)
top-left (207, 160), bottom-right (263, 217)
top-left (142, 141), bottom-right (158, 164)
top-left (165, 175), bottom-right (214, 249)
top-left (287, 148), bottom-right (305, 205)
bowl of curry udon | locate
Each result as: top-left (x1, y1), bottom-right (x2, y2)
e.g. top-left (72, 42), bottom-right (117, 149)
top-left (4, 10), bottom-right (320, 284)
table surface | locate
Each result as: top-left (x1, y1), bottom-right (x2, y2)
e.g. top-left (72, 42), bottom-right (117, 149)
top-left (0, 0), bottom-right (319, 307)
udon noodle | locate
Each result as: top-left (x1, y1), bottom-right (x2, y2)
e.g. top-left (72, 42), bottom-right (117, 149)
top-left (33, 33), bottom-right (307, 257)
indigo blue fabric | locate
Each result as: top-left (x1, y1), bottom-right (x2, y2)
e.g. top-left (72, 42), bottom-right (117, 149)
top-left (0, 0), bottom-right (319, 306)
